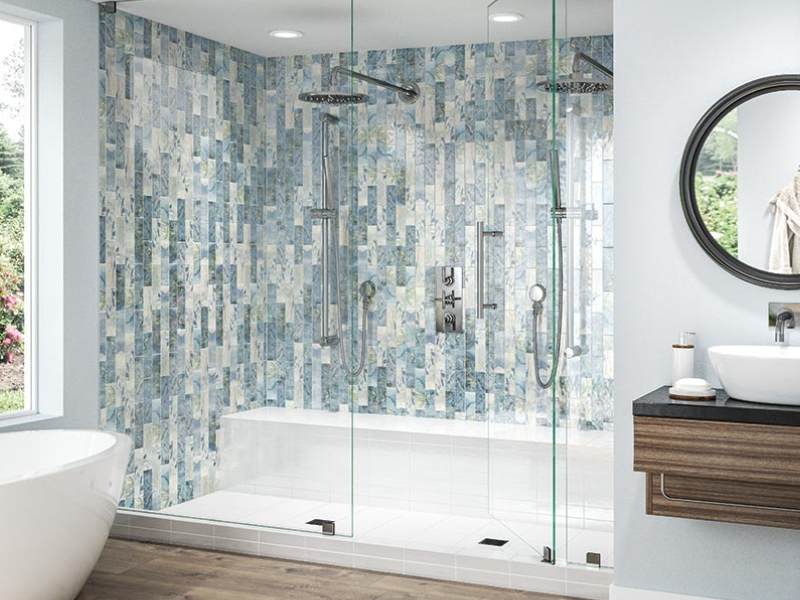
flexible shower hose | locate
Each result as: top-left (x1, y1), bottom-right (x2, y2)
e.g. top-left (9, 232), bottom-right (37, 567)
top-left (325, 159), bottom-right (369, 378)
top-left (532, 216), bottom-right (564, 389)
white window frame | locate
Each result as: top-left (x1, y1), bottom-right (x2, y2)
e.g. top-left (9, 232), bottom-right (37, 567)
top-left (0, 12), bottom-right (36, 423)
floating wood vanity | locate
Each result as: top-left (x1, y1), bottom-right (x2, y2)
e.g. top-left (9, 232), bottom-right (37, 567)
top-left (633, 387), bottom-right (800, 529)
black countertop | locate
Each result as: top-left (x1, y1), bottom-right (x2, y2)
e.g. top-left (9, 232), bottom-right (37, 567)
top-left (633, 386), bottom-right (800, 427)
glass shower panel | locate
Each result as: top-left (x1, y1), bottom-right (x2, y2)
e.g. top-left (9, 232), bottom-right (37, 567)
top-left (247, 6), bottom-right (360, 537)
top-left (551, 2), bottom-right (615, 569)
top-left (484, 0), bottom-right (558, 562)
top-left (215, 7), bottom-right (359, 536)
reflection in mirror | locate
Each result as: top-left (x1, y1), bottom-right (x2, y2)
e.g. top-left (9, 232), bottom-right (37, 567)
top-left (695, 110), bottom-right (738, 257)
top-left (695, 91), bottom-right (800, 274)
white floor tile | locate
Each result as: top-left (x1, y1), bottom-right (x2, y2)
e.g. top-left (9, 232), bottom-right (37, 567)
top-left (162, 491), bottom-right (288, 522)
top-left (244, 499), bottom-right (328, 527)
top-left (407, 516), bottom-right (487, 547)
top-left (359, 511), bottom-right (449, 544)
top-left (153, 489), bottom-right (614, 596)
top-left (280, 501), bottom-right (360, 529)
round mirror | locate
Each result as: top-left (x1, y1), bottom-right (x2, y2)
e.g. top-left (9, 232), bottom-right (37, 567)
top-left (680, 75), bottom-right (800, 289)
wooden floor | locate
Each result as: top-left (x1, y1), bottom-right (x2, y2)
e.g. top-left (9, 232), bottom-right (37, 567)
top-left (78, 539), bottom-right (577, 600)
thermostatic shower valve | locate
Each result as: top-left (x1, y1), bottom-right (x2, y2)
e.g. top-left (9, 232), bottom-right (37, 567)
top-left (435, 266), bottom-right (463, 334)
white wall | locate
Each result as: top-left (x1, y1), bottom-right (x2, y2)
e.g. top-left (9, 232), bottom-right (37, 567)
top-left (615, 1), bottom-right (800, 599)
top-left (0, 0), bottom-right (98, 431)
top-left (738, 92), bottom-right (800, 270)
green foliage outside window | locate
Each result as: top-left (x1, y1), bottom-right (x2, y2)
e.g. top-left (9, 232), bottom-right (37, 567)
top-left (695, 109), bottom-right (739, 258)
top-left (696, 172), bottom-right (739, 257)
top-left (0, 126), bottom-right (21, 179)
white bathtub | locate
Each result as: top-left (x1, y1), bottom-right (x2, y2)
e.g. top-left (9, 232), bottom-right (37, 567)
top-left (0, 429), bottom-right (132, 600)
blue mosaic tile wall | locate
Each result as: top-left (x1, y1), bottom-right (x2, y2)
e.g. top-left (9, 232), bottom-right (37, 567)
top-left (99, 12), bottom-right (613, 509)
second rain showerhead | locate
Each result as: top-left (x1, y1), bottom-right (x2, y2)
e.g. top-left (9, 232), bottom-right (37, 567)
top-left (298, 90), bottom-right (370, 105)
top-left (537, 51), bottom-right (614, 95)
top-left (298, 66), bottom-right (421, 106)
top-left (538, 78), bottom-right (613, 94)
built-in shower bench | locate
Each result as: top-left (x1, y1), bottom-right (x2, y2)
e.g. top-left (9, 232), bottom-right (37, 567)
top-left (217, 407), bottom-right (613, 521)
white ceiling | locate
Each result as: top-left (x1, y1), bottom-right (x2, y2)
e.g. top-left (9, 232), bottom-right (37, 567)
top-left (95, 0), bottom-right (612, 58)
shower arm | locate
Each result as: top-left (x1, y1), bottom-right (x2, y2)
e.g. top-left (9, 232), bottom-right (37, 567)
top-left (573, 52), bottom-right (614, 79)
top-left (331, 66), bottom-right (420, 102)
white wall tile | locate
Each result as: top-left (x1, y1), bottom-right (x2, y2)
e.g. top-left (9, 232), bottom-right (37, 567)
top-left (259, 543), bottom-right (307, 562)
top-left (171, 532), bottom-right (215, 550)
top-left (353, 555), bottom-right (405, 575)
top-left (456, 567), bottom-right (510, 588)
top-left (305, 548), bottom-right (354, 568)
top-left (213, 536), bottom-right (259, 555)
top-left (509, 574), bottom-right (568, 596)
top-left (403, 561), bottom-right (457, 581)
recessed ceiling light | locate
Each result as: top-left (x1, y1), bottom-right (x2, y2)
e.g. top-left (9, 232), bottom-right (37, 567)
top-left (489, 12), bottom-right (524, 23)
top-left (269, 29), bottom-right (304, 39)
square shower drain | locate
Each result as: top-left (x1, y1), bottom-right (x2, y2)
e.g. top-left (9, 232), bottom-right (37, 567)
top-left (479, 538), bottom-right (509, 547)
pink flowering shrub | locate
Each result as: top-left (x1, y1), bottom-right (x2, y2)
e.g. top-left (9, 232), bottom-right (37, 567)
top-left (0, 162), bottom-right (24, 365)
top-left (0, 265), bottom-right (23, 363)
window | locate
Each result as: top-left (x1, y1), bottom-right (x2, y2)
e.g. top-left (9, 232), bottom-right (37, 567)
top-left (0, 15), bottom-right (32, 418)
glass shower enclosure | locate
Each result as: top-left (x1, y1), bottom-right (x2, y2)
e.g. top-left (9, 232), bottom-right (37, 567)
top-left (100, 0), bottom-right (613, 576)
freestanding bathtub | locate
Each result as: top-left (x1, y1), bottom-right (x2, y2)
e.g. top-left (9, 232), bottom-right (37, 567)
top-left (0, 429), bottom-right (132, 600)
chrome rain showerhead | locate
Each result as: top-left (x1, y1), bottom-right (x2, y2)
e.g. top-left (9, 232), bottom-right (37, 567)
top-left (537, 77), bottom-right (613, 94)
top-left (298, 90), bottom-right (370, 105)
top-left (537, 51), bottom-right (613, 95)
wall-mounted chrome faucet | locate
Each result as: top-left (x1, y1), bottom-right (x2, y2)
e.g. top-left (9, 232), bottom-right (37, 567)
top-left (769, 303), bottom-right (800, 343)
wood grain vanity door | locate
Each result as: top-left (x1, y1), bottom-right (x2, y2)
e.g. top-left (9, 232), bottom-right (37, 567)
top-left (634, 416), bottom-right (800, 529)
top-left (633, 416), bottom-right (800, 486)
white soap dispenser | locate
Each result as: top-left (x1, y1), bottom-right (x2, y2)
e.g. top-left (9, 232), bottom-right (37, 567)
top-left (672, 332), bottom-right (695, 386)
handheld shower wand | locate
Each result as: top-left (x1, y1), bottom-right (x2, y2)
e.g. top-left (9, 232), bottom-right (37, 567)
top-left (530, 149), bottom-right (565, 389)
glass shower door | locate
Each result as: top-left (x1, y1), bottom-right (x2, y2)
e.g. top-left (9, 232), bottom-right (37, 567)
top-left (484, 0), bottom-right (558, 563)
top-left (554, 25), bottom-right (615, 569)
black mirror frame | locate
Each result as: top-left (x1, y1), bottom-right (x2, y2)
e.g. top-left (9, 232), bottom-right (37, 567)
top-left (680, 74), bottom-right (800, 290)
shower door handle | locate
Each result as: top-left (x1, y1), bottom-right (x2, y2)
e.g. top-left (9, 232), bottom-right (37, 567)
top-left (477, 221), bottom-right (504, 319)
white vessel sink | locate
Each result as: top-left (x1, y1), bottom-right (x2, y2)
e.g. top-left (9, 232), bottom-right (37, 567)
top-left (708, 345), bottom-right (800, 406)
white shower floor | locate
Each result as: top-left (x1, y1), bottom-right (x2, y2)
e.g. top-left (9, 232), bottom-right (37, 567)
top-left (162, 490), bottom-right (614, 568)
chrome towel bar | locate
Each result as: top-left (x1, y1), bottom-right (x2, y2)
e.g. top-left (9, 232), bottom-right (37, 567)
top-left (659, 473), bottom-right (800, 514)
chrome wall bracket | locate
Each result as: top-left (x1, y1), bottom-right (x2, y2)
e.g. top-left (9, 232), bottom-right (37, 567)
top-left (306, 519), bottom-right (336, 536)
top-left (551, 206), bottom-right (597, 220)
top-left (436, 266), bottom-right (463, 334)
top-left (541, 546), bottom-right (554, 564)
top-left (99, 0), bottom-right (143, 15)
